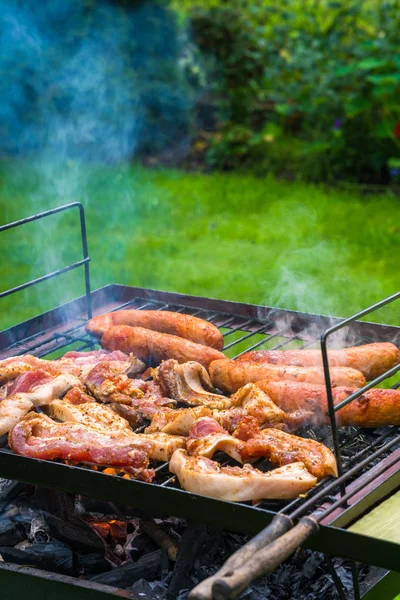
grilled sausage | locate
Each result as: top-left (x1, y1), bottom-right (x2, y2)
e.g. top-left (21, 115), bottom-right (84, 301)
top-left (87, 310), bottom-right (224, 350)
top-left (236, 342), bottom-right (400, 381)
top-left (258, 380), bottom-right (400, 428)
top-left (209, 359), bottom-right (366, 394)
top-left (101, 326), bottom-right (225, 368)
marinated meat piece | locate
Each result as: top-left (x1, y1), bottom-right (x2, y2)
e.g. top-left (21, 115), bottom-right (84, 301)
top-left (102, 325), bottom-right (225, 368)
top-left (48, 398), bottom-right (185, 461)
top-left (169, 450), bottom-right (317, 501)
top-left (48, 396), bottom-right (134, 436)
top-left (145, 406), bottom-right (213, 436)
top-left (0, 355), bottom-right (79, 383)
top-left (186, 417), bottom-right (245, 463)
top-left (84, 362), bottom-right (174, 420)
top-left (0, 351), bottom-right (144, 387)
top-left (87, 309), bottom-right (224, 350)
top-left (209, 359), bottom-right (366, 394)
top-left (239, 421), bottom-right (338, 479)
top-left (0, 372), bottom-right (82, 436)
top-left (10, 413), bottom-right (155, 481)
top-left (155, 360), bottom-right (233, 410)
top-left (230, 384), bottom-right (288, 427)
top-left (237, 342), bottom-right (400, 381)
top-left (61, 351), bottom-right (145, 378)
top-left (140, 432), bottom-right (186, 462)
top-left (62, 387), bottom-right (97, 405)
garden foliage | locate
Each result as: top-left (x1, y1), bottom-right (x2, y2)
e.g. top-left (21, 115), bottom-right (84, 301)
top-left (187, 0), bottom-right (400, 183)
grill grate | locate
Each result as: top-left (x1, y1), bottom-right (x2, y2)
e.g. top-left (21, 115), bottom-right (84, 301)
top-left (1, 292), bottom-right (398, 522)
top-left (0, 204), bottom-right (399, 572)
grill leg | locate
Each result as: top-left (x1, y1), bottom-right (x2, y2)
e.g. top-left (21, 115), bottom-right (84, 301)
top-left (326, 555), bottom-right (347, 600)
top-left (351, 561), bottom-right (361, 600)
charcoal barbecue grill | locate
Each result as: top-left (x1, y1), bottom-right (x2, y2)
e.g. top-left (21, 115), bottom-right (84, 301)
top-left (0, 203), bottom-right (399, 600)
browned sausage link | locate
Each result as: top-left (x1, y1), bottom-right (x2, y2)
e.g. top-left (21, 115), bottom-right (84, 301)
top-left (86, 310), bottom-right (224, 350)
top-left (236, 342), bottom-right (400, 381)
top-left (101, 326), bottom-right (226, 369)
top-left (258, 381), bottom-right (400, 428)
top-left (209, 359), bottom-right (366, 394)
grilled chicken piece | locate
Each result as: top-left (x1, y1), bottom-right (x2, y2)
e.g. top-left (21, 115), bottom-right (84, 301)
top-left (87, 309), bottom-right (224, 350)
top-left (84, 362), bottom-right (174, 419)
top-left (258, 381), bottom-right (400, 427)
top-left (102, 325), bottom-right (225, 369)
top-left (9, 413), bottom-right (155, 481)
top-left (186, 417), bottom-right (245, 463)
top-left (145, 406), bottom-right (213, 435)
top-left (169, 450), bottom-right (317, 501)
top-left (0, 371), bottom-right (82, 436)
top-left (209, 359), bottom-right (366, 394)
top-left (155, 360), bottom-right (233, 410)
top-left (237, 418), bottom-right (337, 479)
top-left (48, 395), bottom-right (185, 462)
top-left (237, 342), bottom-right (400, 381)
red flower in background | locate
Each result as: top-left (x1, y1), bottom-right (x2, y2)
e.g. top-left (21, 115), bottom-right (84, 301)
top-left (394, 121), bottom-right (400, 137)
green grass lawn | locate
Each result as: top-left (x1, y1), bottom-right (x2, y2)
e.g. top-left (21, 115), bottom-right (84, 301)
top-left (0, 158), bottom-right (398, 331)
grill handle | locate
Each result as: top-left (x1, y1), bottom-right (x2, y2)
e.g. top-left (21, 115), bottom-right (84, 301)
top-left (211, 516), bottom-right (319, 600)
top-left (189, 513), bottom-right (293, 600)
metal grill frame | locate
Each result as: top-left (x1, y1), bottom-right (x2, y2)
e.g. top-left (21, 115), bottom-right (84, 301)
top-left (0, 205), bottom-right (399, 576)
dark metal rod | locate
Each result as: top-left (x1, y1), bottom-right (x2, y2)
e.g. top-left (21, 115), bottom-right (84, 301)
top-left (222, 318), bottom-right (255, 337)
top-left (233, 330), bottom-right (285, 357)
top-left (351, 561), bottom-right (361, 600)
top-left (333, 364), bottom-right (400, 412)
top-left (326, 555), bottom-right (348, 600)
top-left (290, 435), bottom-right (400, 520)
top-left (77, 203), bottom-right (92, 320)
top-left (320, 335), bottom-right (344, 485)
top-left (0, 202), bottom-right (84, 232)
top-left (317, 449), bottom-right (400, 522)
top-left (280, 427), bottom-right (396, 515)
top-left (217, 316), bottom-right (237, 329)
top-left (320, 291), bottom-right (399, 494)
top-left (0, 202), bottom-right (93, 321)
top-left (223, 324), bottom-right (270, 350)
top-left (321, 292), bottom-right (400, 337)
top-left (0, 259), bottom-right (90, 299)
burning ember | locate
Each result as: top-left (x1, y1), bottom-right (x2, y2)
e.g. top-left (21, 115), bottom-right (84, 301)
top-left (0, 478), bottom-right (375, 599)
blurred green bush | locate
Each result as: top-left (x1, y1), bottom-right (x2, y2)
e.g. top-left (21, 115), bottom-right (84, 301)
top-left (185, 0), bottom-right (400, 183)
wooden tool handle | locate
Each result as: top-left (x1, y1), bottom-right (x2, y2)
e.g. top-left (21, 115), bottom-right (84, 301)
top-left (212, 517), bottom-right (319, 600)
top-left (189, 513), bottom-right (293, 600)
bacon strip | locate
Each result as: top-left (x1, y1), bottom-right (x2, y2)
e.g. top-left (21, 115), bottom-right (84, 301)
top-left (0, 372), bottom-right (81, 436)
top-left (48, 395), bottom-right (185, 462)
top-left (0, 351), bottom-right (144, 386)
top-left (169, 450), bottom-right (317, 501)
top-left (9, 413), bottom-right (155, 481)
